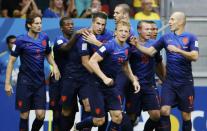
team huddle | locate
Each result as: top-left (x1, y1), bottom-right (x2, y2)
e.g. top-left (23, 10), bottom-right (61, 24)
top-left (4, 3), bottom-right (199, 131)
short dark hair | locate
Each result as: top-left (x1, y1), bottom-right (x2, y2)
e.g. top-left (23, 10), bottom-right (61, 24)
top-left (137, 20), bottom-right (154, 29)
top-left (59, 17), bottom-right (72, 27)
top-left (25, 13), bottom-right (42, 31)
top-left (6, 35), bottom-right (16, 44)
top-left (92, 11), bottom-right (108, 22)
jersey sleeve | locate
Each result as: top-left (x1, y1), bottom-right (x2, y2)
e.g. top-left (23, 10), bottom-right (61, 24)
top-left (96, 43), bottom-right (111, 58)
top-left (189, 35), bottom-right (199, 51)
top-left (152, 36), bottom-right (165, 51)
top-left (53, 37), bottom-right (65, 50)
top-left (77, 37), bottom-right (90, 56)
top-left (45, 36), bottom-right (51, 54)
top-left (10, 39), bottom-right (22, 57)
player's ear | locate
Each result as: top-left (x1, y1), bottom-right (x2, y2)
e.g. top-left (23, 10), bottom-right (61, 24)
top-left (114, 30), bottom-right (117, 36)
top-left (27, 23), bottom-right (31, 29)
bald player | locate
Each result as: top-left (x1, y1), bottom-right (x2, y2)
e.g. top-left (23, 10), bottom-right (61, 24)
top-left (131, 12), bottom-right (199, 131)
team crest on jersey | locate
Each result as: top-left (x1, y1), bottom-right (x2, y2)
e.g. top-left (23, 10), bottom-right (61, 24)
top-left (182, 37), bottom-right (189, 45)
top-left (125, 49), bottom-right (128, 56)
top-left (18, 100), bottom-right (23, 108)
top-left (42, 40), bottom-right (47, 46)
top-left (61, 96), bottom-right (67, 102)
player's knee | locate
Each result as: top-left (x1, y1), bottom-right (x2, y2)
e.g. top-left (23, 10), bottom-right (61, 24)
top-left (93, 117), bottom-right (105, 126)
top-left (62, 108), bottom-right (72, 116)
top-left (82, 98), bottom-right (91, 112)
top-left (160, 106), bottom-right (171, 116)
top-left (149, 110), bottom-right (160, 121)
top-left (182, 112), bottom-right (191, 121)
top-left (36, 111), bottom-right (45, 120)
top-left (127, 113), bottom-right (137, 125)
top-left (111, 111), bottom-right (123, 124)
top-left (20, 112), bottom-right (29, 119)
top-left (36, 114), bottom-right (45, 120)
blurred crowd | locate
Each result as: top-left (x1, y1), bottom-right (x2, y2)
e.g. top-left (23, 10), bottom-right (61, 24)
top-left (0, 0), bottom-right (160, 20)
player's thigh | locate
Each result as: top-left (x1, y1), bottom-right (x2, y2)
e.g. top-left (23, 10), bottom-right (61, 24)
top-left (160, 81), bottom-right (177, 107)
top-left (177, 83), bottom-right (195, 113)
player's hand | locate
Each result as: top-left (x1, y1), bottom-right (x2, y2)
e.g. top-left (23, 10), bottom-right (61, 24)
top-left (51, 65), bottom-right (61, 81)
top-left (82, 32), bottom-right (98, 45)
top-left (132, 78), bottom-right (140, 93)
top-left (103, 77), bottom-right (114, 86)
top-left (5, 83), bottom-right (13, 96)
top-left (167, 45), bottom-right (181, 53)
top-left (129, 36), bottom-right (138, 46)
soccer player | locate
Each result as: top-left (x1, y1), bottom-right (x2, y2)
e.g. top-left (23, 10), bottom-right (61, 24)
top-left (73, 12), bottom-right (113, 130)
top-left (6, 35), bottom-right (16, 51)
top-left (126, 20), bottom-right (165, 130)
top-left (49, 17), bottom-right (81, 131)
top-left (149, 21), bottom-right (158, 40)
top-left (5, 13), bottom-right (60, 131)
top-left (131, 11), bottom-right (199, 131)
top-left (75, 12), bottom-right (113, 131)
top-left (88, 21), bottom-right (140, 131)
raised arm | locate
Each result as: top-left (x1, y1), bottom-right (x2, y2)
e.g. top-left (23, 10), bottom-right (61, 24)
top-left (5, 55), bottom-right (17, 96)
top-left (19, 0), bottom-right (32, 16)
top-left (130, 37), bottom-right (157, 56)
top-left (60, 28), bottom-right (89, 51)
top-left (30, 0), bottom-right (42, 16)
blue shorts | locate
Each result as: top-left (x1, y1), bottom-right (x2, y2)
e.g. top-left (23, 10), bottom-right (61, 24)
top-left (126, 83), bottom-right (160, 115)
top-left (89, 78), bottom-right (122, 118)
top-left (161, 80), bottom-right (194, 112)
top-left (60, 76), bottom-right (92, 110)
top-left (49, 76), bottom-right (61, 111)
top-left (115, 72), bottom-right (129, 100)
top-left (16, 75), bottom-right (46, 112)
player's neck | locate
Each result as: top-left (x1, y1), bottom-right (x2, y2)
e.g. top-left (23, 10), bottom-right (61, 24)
top-left (64, 33), bottom-right (72, 39)
top-left (174, 27), bottom-right (185, 35)
top-left (115, 38), bottom-right (125, 46)
top-left (28, 31), bottom-right (39, 39)
top-left (138, 37), bottom-right (147, 45)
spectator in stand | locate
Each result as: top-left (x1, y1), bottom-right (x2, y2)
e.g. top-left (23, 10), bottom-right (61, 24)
top-left (1, 0), bottom-right (19, 17)
top-left (80, 0), bottom-right (102, 18)
top-left (134, 0), bottom-right (160, 20)
top-left (101, 0), bottom-right (132, 18)
top-left (75, 0), bottom-right (91, 17)
top-left (133, 0), bottom-right (159, 14)
top-left (43, 0), bottom-right (65, 18)
top-left (13, 0), bottom-right (41, 18)
top-left (43, 0), bottom-right (77, 18)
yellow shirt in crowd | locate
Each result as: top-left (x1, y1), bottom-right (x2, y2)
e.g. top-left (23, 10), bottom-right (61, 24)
top-left (134, 12), bottom-right (160, 20)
